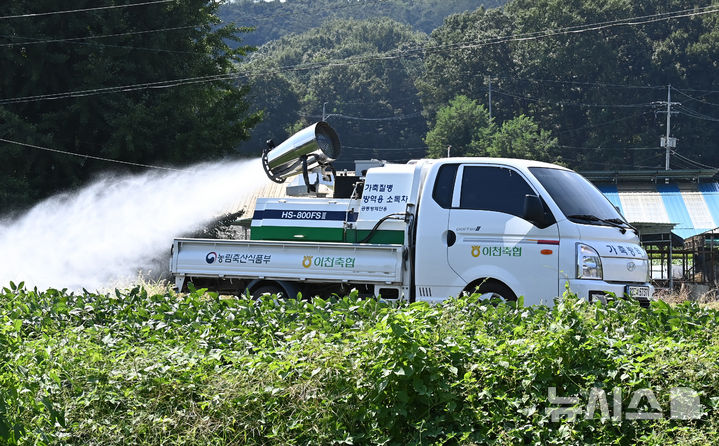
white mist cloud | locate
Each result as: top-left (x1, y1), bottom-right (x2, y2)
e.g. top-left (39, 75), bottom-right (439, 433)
top-left (0, 158), bottom-right (266, 291)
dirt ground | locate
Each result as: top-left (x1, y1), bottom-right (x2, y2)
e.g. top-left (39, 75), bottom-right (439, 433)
top-left (655, 283), bottom-right (719, 309)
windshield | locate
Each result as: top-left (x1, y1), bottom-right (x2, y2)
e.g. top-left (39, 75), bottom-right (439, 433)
top-left (529, 167), bottom-right (625, 223)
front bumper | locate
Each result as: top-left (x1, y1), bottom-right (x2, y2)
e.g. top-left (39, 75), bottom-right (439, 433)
top-left (563, 279), bottom-right (655, 307)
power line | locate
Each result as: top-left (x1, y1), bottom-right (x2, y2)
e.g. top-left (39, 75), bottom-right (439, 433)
top-left (579, 155), bottom-right (664, 170)
top-left (556, 111), bottom-right (652, 135)
top-left (0, 33), bottom-right (206, 56)
top-left (0, 72), bottom-right (237, 105)
top-left (420, 5), bottom-right (719, 55)
top-left (675, 105), bottom-right (719, 122)
top-left (558, 145), bottom-right (660, 151)
top-left (492, 87), bottom-right (654, 109)
top-left (0, 138), bottom-right (183, 171)
top-left (492, 75), bottom-right (665, 91)
top-left (0, 0), bottom-right (381, 52)
top-left (2, 4), bottom-right (719, 105)
top-left (666, 85), bottom-right (719, 94)
top-left (344, 145), bottom-right (427, 152)
top-left (429, 68), bottom-right (712, 94)
top-left (0, 24), bottom-right (256, 55)
top-left (303, 112), bottom-right (424, 121)
top-left (0, 0), bottom-right (173, 20)
top-left (670, 150), bottom-right (718, 169)
top-left (670, 156), bottom-right (695, 170)
top-left (223, 0), bottom-right (387, 26)
top-left (0, 25), bottom-right (197, 48)
top-left (671, 87), bottom-right (719, 107)
top-left (631, 155), bottom-right (665, 169)
top-left (316, 97), bottom-right (422, 107)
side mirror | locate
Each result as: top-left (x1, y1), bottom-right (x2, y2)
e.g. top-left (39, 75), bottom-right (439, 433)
top-left (524, 194), bottom-right (547, 227)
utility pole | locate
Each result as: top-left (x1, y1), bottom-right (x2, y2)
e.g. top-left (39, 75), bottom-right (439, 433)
top-left (665, 86), bottom-right (671, 170)
top-left (653, 85), bottom-right (681, 289)
top-left (653, 85), bottom-right (680, 171)
top-left (488, 79), bottom-right (493, 120)
top-left (447, 145), bottom-right (451, 158)
top-left (322, 102), bottom-right (328, 121)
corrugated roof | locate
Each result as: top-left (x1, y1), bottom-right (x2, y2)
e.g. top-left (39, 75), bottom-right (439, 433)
top-left (600, 182), bottom-right (719, 239)
top-left (597, 185), bottom-right (623, 214)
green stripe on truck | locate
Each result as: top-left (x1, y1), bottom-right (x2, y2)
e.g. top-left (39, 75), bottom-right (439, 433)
top-left (250, 226), bottom-right (405, 244)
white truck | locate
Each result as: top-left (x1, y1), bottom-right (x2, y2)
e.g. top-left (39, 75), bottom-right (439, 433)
top-left (170, 123), bottom-right (653, 306)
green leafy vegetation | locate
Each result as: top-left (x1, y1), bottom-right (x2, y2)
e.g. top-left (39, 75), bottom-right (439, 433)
top-left (2, 283), bottom-right (718, 444)
top-left (423, 95), bottom-right (559, 161)
top-left (424, 95), bottom-right (495, 159)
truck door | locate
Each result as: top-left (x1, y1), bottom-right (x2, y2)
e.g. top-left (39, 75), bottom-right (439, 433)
top-left (447, 165), bottom-right (560, 304)
top-left (414, 163), bottom-right (465, 301)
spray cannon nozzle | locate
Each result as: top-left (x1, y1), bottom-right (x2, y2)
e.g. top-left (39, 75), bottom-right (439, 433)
top-left (261, 122), bottom-right (341, 187)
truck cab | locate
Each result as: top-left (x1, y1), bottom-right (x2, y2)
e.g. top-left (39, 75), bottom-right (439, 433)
top-left (412, 158), bottom-right (652, 305)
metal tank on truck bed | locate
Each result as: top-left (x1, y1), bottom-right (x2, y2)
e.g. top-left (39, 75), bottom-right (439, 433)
top-left (170, 122), bottom-right (654, 306)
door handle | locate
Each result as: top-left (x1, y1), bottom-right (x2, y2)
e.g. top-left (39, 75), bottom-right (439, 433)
top-left (447, 230), bottom-right (456, 247)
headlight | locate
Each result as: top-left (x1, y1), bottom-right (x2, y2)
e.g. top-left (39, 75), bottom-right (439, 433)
top-left (577, 244), bottom-right (602, 280)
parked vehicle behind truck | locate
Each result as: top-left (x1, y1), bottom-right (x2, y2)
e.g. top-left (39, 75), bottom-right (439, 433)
top-left (170, 123), bottom-right (653, 306)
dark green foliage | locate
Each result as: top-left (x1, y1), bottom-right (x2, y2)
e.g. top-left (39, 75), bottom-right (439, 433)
top-left (420, 0), bottom-right (719, 170)
top-left (425, 95), bottom-right (559, 161)
top-left (220, 0), bottom-right (507, 47)
top-left (424, 95), bottom-right (495, 158)
top-left (244, 0), bottom-right (719, 172)
top-left (1, 284), bottom-right (718, 444)
top-left (488, 114), bottom-right (559, 162)
top-left (239, 18), bottom-right (429, 168)
top-left (6, 0), bottom-right (719, 212)
top-left (0, 1), bottom-right (260, 211)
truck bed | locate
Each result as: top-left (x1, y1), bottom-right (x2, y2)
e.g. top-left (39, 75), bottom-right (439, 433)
top-left (170, 238), bottom-right (405, 290)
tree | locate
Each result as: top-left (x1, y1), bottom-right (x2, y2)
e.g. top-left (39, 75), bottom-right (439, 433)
top-left (425, 95), bottom-right (559, 162)
top-left (238, 71), bottom-right (302, 157)
top-left (488, 115), bottom-right (559, 162)
top-left (418, 0), bottom-right (719, 170)
top-left (240, 18), bottom-right (429, 167)
top-left (424, 95), bottom-right (494, 158)
top-left (505, 0), bottom-right (656, 168)
top-left (0, 0), bottom-right (260, 210)
top-left (417, 6), bottom-right (518, 123)
top-left (220, 0), bottom-right (507, 47)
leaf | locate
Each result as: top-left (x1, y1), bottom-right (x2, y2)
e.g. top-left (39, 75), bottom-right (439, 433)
top-left (390, 323), bottom-right (406, 336)
top-left (0, 416), bottom-right (10, 442)
top-left (651, 299), bottom-right (671, 312)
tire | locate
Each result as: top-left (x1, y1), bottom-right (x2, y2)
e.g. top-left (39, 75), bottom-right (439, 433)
top-left (471, 281), bottom-right (517, 302)
top-left (251, 283), bottom-right (285, 299)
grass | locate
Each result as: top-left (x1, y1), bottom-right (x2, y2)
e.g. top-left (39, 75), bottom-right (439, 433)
top-left (1, 283), bottom-right (718, 445)
top-left (656, 284), bottom-right (719, 310)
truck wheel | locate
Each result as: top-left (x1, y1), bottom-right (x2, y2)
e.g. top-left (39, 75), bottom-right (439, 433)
top-left (251, 284), bottom-right (285, 299)
top-left (473, 282), bottom-right (517, 302)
